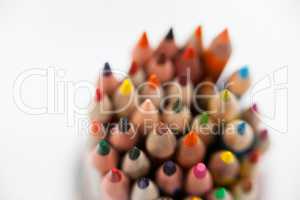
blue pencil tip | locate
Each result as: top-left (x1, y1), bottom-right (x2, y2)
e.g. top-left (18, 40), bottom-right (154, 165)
top-left (239, 66), bottom-right (249, 79)
top-left (237, 122), bottom-right (246, 135)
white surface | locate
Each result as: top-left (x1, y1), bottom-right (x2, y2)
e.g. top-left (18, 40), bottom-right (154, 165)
top-left (0, 0), bottom-right (299, 199)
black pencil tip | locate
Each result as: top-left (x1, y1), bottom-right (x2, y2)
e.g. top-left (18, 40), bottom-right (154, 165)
top-left (103, 62), bottom-right (112, 76)
top-left (165, 28), bottom-right (174, 40)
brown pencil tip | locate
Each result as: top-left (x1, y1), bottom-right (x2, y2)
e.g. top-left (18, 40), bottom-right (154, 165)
top-left (138, 32), bottom-right (149, 48)
top-left (129, 61), bottom-right (139, 75)
top-left (178, 75), bottom-right (188, 86)
top-left (157, 53), bottom-right (167, 65)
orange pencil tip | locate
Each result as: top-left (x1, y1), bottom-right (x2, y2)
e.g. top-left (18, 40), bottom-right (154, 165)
top-left (138, 32), bottom-right (149, 48)
top-left (183, 47), bottom-right (195, 60)
top-left (184, 131), bottom-right (198, 147)
top-left (194, 26), bottom-right (202, 40)
top-left (90, 121), bottom-right (101, 133)
top-left (148, 74), bottom-right (160, 88)
top-left (216, 28), bottom-right (230, 44)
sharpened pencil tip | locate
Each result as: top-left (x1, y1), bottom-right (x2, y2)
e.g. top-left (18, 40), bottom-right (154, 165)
top-left (165, 28), bottom-right (174, 40)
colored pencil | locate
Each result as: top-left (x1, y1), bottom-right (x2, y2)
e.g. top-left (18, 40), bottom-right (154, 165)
top-left (156, 160), bottom-right (183, 195)
top-left (101, 168), bottom-right (130, 200)
top-left (122, 147), bottom-right (151, 179)
top-left (90, 139), bottom-right (118, 175)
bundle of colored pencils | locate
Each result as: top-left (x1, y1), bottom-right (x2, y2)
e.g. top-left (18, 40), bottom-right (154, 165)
top-left (87, 26), bottom-right (270, 200)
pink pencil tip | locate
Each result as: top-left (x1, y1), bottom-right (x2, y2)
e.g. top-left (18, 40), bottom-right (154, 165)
top-left (193, 163), bottom-right (207, 179)
top-left (251, 103), bottom-right (258, 112)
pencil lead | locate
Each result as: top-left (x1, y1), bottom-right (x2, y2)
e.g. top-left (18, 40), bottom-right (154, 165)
top-left (95, 88), bottom-right (103, 102)
top-left (163, 161), bottom-right (176, 176)
top-left (178, 75), bottom-right (188, 86)
top-left (119, 79), bottom-right (134, 96)
top-left (157, 53), bottom-right (167, 64)
top-left (214, 187), bottom-right (226, 199)
top-left (194, 26), bottom-right (202, 40)
top-left (97, 139), bottom-right (110, 155)
top-left (239, 65), bottom-right (250, 79)
top-left (129, 147), bottom-right (141, 160)
top-left (103, 62), bottom-right (112, 76)
top-left (137, 177), bottom-right (149, 189)
top-left (148, 74), bottom-right (160, 89)
top-left (138, 32), bottom-right (149, 48)
top-left (165, 28), bottom-right (174, 40)
top-left (193, 163), bottom-right (207, 179)
top-left (110, 168), bottom-right (122, 182)
top-left (184, 131), bottom-right (198, 147)
top-left (183, 47), bottom-right (195, 60)
top-left (237, 122), bottom-right (246, 135)
top-left (220, 151), bottom-right (234, 164)
top-left (172, 98), bottom-right (183, 113)
top-left (221, 89), bottom-right (230, 102)
top-left (199, 112), bottom-right (209, 125)
top-left (119, 117), bottom-right (130, 132)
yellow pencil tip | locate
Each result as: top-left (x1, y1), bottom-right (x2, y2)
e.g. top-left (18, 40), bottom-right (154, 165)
top-left (220, 151), bottom-right (235, 164)
top-left (221, 89), bottom-right (230, 102)
top-left (119, 79), bottom-right (134, 96)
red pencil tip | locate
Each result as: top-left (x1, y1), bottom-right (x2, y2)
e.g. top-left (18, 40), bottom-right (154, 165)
top-left (95, 88), bottom-right (103, 102)
top-left (138, 32), bottom-right (149, 48)
top-left (129, 61), bottom-right (139, 75)
top-left (249, 150), bottom-right (260, 164)
top-left (183, 47), bottom-right (195, 60)
top-left (110, 168), bottom-right (122, 182)
top-left (194, 26), bottom-right (202, 40)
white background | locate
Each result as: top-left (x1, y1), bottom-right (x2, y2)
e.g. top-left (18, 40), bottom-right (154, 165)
top-left (0, 0), bottom-right (299, 199)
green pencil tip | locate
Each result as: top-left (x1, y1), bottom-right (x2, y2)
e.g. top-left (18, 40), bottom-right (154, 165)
top-left (97, 139), bottom-right (110, 155)
top-left (214, 187), bottom-right (226, 199)
top-left (199, 112), bottom-right (209, 125)
top-left (129, 147), bottom-right (140, 160)
top-left (172, 98), bottom-right (182, 113)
